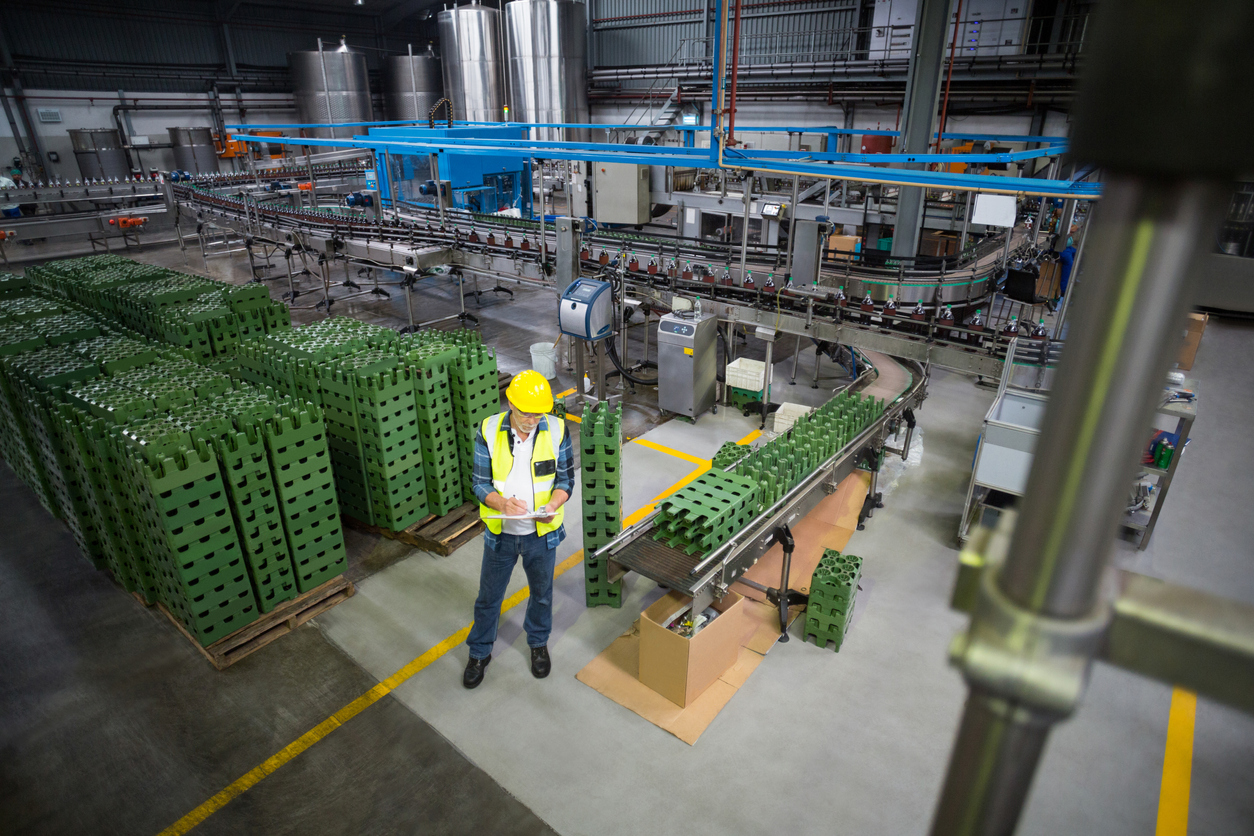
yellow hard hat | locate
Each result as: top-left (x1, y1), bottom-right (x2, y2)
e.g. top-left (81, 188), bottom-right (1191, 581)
top-left (506, 369), bottom-right (554, 413)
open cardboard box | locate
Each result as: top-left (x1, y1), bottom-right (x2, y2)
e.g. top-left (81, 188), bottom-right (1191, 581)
top-left (639, 590), bottom-right (752, 708)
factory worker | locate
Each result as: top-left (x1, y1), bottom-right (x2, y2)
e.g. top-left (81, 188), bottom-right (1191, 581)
top-left (463, 370), bottom-right (575, 689)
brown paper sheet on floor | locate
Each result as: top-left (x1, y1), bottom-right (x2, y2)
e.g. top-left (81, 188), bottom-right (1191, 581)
top-left (575, 471), bottom-right (870, 745)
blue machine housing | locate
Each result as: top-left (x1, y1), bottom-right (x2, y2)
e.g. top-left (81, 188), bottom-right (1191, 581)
top-left (366, 125), bottom-right (531, 216)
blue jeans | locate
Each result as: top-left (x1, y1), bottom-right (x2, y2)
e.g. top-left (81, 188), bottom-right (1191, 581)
top-left (466, 532), bottom-right (555, 659)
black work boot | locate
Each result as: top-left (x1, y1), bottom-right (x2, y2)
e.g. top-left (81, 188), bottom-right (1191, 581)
top-left (530, 646), bottom-right (551, 679)
top-left (463, 656), bottom-right (490, 689)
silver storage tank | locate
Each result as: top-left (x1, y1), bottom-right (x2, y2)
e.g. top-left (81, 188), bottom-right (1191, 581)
top-left (69, 128), bottom-right (131, 180)
top-left (167, 127), bottom-right (219, 173)
top-left (289, 46), bottom-right (374, 139)
top-left (438, 3), bottom-right (505, 123)
top-left (505, 0), bottom-right (589, 142)
top-left (383, 47), bottom-right (445, 122)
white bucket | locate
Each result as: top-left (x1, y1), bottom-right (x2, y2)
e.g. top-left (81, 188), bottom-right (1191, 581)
top-left (530, 341), bottom-right (558, 379)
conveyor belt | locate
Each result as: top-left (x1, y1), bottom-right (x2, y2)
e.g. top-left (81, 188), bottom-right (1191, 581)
top-left (600, 354), bottom-right (924, 602)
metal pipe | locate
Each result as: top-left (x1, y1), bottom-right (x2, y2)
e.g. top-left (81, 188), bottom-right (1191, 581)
top-left (727, 0), bottom-right (744, 146)
top-left (784, 174), bottom-right (799, 276)
top-left (316, 38), bottom-right (334, 128)
top-left (739, 173), bottom-right (753, 281)
top-left (959, 191), bottom-right (973, 256)
top-left (935, 0), bottom-right (964, 152)
top-left (431, 153), bottom-right (446, 226)
top-left (931, 176), bottom-right (1229, 835)
top-left (1052, 208), bottom-right (1088, 339)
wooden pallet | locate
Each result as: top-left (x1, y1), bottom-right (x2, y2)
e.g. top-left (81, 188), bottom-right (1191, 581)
top-left (345, 501), bottom-right (483, 556)
top-left (157, 575), bottom-right (355, 670)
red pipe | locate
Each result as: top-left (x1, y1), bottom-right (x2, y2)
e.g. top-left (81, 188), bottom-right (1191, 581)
top-left (727, 0), bottom-right (744, 146)
top-left (935, 0), bottom-right (964, 156)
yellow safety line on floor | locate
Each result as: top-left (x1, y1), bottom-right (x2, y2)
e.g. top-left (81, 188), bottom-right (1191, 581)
top-left (555, 388), bottom-right (577, 398)
top-left (160, 449), bottom-right (714, 835)
top-left (736, 429), bottom-right (762, 445)
top-left (629, 438), bottom-right (710, 466)
top-left (158, 550), bottom-right (584, 836)
top-left (1155, 688), bottom-right (1197, 836)
top-left (565, 414), bottom-right (582, 424)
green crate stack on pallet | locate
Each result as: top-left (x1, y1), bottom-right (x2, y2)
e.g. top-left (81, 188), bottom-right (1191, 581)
top-left (652, 469), bottom-right (761, 557)
top-left (266, 402), bottom-right (346, 593)
top-left (402, 342), bottom-right (462, 516)
top-left (119, 419), bottom-right (259, 645)
top-left (318, 351), bottom-right (428, 530)
top-left (448, 344), bottom-right (500, 503)
top-left (172, 398), bottom-right (299, 612)
top-left (0, 271), bottom-right (29, 299)
top-left (804, 549), bottom-right (863, 651)
top-left (580, 401), bottom-right (624, 608)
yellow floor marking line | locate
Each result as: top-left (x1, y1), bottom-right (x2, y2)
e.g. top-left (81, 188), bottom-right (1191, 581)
top-left (159, 550), bottom-right (583, 836)
top-left (736, 429), bottom-right (762, 445)
top-left (555, 388), bottom-right (577, 398)
top-left (629, 437), bottom-right (711, 466)
top-left (1155, 688), bottom-right (1198, 836)
top-left (565, 414), bottom-right (582, 423)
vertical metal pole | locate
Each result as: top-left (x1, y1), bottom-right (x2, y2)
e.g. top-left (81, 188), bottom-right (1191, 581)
top-left (959, 190), bottom-right (973, 257)
top-left (739, 173), bottom-right (753, 282)
top-left (790, 333), bottom-right (802, 384)
top-left (317, 38), bottom-right (334, 131)
top-left (1052, 206), bottom-right (1090, 339)
top-left (384, 149), bottom-right (398, 217)
top-left (931, 176), bottom-right (1230, 836)
top-left (785, 174), bottom-right (800, 276)
top-left (431, 153), bottom-right (446, 226)
top-left (407, 43), bottom-right (419, 122)
top-left (539, 159), bottom-right (548, 265)
top-left (761, 336), bottom-right (774, 430)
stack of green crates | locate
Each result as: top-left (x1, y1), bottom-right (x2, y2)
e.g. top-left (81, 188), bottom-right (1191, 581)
top-left (122, 421), bottom-right (258, 645)
top-left (804, 549), bottom-right (863, 651)
top-left (581, 401), bottom-right (623, 608)
top-left (447, 343), bottom-right (501, 503)
top-left (265, 402), bottom-right (346, 592)
top-left (652, 469), bottom-right (761, 557)
top-left (733, 390), bottom-right (885, 510)
top-left (0, 271), bottom-right (29, 298)
top-left (0, 271), bottom-right (349, 645)
top-left (403, 342), bottom-right (462, 516)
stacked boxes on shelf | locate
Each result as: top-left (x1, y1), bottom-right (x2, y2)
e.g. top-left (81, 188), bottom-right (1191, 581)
top-left (652, 469), bottom-right (761, 557)
top-left (804, 549), bottom-right (863, 651)
top-left (581, 401), bottom-right (623, 608)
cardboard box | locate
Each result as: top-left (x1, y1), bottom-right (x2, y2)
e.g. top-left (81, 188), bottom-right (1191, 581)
top-left (1176, 312), bottom-right (1208, 371)
top-left (639, 590), bottom-right (751, 708)
top-left (828, 234), bottom-right (861, 254)
top-left (1035, 261), bottom-right (1061, 299)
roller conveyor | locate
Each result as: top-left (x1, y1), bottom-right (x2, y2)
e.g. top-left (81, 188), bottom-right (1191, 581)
top-left (595, 353), bottom-right (925, 618)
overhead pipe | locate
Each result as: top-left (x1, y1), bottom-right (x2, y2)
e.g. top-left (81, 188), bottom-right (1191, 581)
top-left (726, 0), bottom-right (744, 146)
top-left (934, 0), bottom-right (964, 154)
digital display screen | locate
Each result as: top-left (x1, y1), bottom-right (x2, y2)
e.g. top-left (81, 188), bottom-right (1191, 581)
top-left (760, 203), bottom-right (783, 218)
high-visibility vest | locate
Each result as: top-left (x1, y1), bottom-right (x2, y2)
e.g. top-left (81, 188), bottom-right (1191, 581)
top-left (478, 412), bottom-right (566, 536)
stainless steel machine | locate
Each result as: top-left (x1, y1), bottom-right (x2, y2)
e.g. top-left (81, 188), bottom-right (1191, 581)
top-left (656, 311), bottom-right (717, 419)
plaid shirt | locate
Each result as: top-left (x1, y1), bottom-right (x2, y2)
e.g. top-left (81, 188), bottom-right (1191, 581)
top-left (472, 412), bottom-right (575, 550)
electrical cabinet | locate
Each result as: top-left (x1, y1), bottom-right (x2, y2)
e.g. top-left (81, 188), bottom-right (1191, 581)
top-left (593, 162), bottom-right (651, 225)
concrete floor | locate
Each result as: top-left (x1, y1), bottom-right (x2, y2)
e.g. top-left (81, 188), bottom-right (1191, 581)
top-left (2, 241), bottom-right (1252, 835)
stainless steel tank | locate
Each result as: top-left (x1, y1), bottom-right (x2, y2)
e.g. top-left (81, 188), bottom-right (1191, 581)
top-left (505, 0), bottom-right (589, 142)
top-left (167, 127), bottom-right (219, 173)
top-left (69, 128), bottom-right (131, 180)
top-left (383, 47), bottom-right (445, 122)
top-left (289, 45), bottom-right (374, 139)
top-left (438, 4), bottom-right (505, 123)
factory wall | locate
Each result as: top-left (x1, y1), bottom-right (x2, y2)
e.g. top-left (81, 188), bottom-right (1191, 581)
top-left (0, 88), bottom-right (296, 180)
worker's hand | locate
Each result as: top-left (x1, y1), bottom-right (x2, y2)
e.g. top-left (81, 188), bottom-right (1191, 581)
top-left (537, 502), bottom-right (556, 525)
top-left (504, 498), bottom-right (529, 517)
